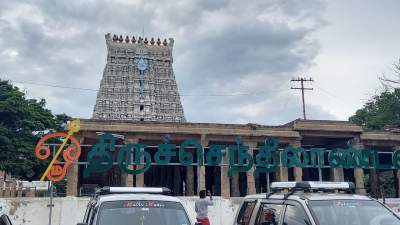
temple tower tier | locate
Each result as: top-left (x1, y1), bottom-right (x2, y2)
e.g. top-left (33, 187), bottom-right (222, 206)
top-left (92, 33), bottom-right (186, 122)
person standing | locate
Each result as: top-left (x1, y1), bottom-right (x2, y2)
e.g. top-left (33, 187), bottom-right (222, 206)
top-left (195, 190), bottom-right (214, 225)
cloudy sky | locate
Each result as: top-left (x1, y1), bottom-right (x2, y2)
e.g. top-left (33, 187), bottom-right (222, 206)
top-left (1, 0), bottom-right (399, 125)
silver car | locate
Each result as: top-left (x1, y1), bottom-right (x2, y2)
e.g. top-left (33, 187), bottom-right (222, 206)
top-left (78, 187), bottom-right (195, 225)
top-left (234, 182), bottom-right (400, 225)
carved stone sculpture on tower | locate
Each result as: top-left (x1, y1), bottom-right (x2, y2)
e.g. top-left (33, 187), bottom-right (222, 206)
top-left (92, 33), bottom-right (186, 122)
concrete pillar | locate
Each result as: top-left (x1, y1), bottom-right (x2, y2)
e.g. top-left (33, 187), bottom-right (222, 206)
top-left (396, 170), bottom-right (400, 198)
top-left (247, 167), bottom-right (256, 194)
top-left (294, 169), bottom-right (302, 181)
top-left (186, 166), bottom-right (194, 196)
top-left (331, 168), bottom-right (344, 182)
top-left (10, 180), bottom-right (16, 197)
top-left (277, 161), bottom-right (288, 182)
top-left (276, 146), bottom-right (288, 182)
top-left (291, 140), bottom-right (303, 181)
top-left (275, 142), bottom-right (289, 182)
top-left (66, 164), bottom-right (79, 196)
top-left (352, 137), bottom-right (366, 194)
top-left (0, 176), bottom-right (4, 197)
top-left (123, 137), bottom-right (137, 187)
top-left (197, 134), bottom-right (207, 192)
top-left (221, 146), bottom-right (230, 199)
top-left (4, 181), bottom-right (10, 197)
top-left (136, 157), bottom-right (145, 187)
top-left (231, 173), bottom-right (240, 197)
top-left (244, 141), bottom-right (257, 194)
top-left (185, 136), bottom-right (196, 196)
top-left (230, 140), bottom-right (240, 197)
top-left (66, 136), bottom-right (83, 196)
top-left (17, 182), bottom-right (22, 197)
top-left (173, 166), bottom-right (182, 195)
top-left (370, 168), bottom-right (379, 198)
top-left (354, 169), bottom-right (366, 195)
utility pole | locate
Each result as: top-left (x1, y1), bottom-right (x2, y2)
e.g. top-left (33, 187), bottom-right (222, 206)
top-left (291, 77), bottom-right (314, 120)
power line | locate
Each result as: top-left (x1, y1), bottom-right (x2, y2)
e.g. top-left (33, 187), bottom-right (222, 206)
top-left (312, 84), bottom-right (349, 108)
top-left (8, 79), bottom-right (289, 97)
top-left (291, 77), bottom-right (314, 120)
top-left (10, 80), bottom-right (98, 92)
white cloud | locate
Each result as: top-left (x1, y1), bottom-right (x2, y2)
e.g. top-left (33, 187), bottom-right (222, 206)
top-left (0, 0), bottom-right (338, 124)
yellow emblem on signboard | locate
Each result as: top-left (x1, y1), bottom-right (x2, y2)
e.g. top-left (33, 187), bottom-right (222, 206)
top-left (35, 119), bottom-right (81, 182)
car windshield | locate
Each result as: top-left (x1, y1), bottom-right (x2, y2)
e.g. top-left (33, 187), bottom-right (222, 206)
top-left (308, 200), bottom-right (400, 225)
top-left (97, 200), bottom-right (191, 225)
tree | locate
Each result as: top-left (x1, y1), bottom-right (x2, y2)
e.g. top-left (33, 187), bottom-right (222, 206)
top-left (349, 60), bottom-right (400, 198)
top-left (0, 79), bottom-right (71, 180)
top-left (364, 171), bottom-right (397, 198)
top-left (350, 59), bottom-right (400, 129)
top-left (349, 89), bottom-right (400, 130)
top-left (379, 58), bottom-right (400, 89)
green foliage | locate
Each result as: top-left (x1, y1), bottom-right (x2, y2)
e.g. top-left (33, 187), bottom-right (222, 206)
top-left (349, 89), bottom-right (400, 129)
top-left (0, 79), bottom-right (71, 180)
top-left (364, 171), bottom-right (397, 198)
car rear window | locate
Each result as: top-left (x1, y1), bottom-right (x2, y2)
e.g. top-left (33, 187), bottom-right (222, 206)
top-left (97, 200), bottom-right (190, 225)
top-left (308, 200), bottom-right (400, 225)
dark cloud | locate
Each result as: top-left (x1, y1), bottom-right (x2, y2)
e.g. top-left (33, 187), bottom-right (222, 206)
top-left (0, 0), bottom-right (334, 124)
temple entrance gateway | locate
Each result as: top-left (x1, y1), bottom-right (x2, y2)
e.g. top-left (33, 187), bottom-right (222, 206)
top-left (50, 119), bottom-right (400, 198)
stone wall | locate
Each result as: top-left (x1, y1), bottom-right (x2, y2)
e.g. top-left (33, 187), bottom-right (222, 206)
top-left (0, 197), bottom-right (241, 225)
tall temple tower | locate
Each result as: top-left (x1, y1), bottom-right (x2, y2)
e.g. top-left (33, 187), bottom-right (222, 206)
top-left (92, 33), bottom-right (186, 122)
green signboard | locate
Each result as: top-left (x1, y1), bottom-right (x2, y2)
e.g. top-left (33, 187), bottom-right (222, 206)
top-left (83, 133), bottom-right (400, 177)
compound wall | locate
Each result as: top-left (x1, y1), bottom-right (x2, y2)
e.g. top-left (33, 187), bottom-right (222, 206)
top-left (0, 197), bottom-right (241, 225)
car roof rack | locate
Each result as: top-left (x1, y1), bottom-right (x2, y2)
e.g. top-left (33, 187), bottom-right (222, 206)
top-left (266, 181), bottom-right (355, 199)
top-left (96, 187), bottom-right (171, 196)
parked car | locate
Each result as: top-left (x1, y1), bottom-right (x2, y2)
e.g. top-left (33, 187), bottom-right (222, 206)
top-left (234, 181), bottom-right (400, 225)
top-left (78, 187), bottom-right (197, 225)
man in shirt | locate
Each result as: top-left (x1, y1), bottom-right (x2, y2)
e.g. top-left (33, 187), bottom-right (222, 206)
top-left (195, 190), bottom-right (214, 225)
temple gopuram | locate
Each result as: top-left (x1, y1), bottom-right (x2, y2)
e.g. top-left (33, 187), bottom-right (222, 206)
top-left (92, 33), bottom-right (185, 122)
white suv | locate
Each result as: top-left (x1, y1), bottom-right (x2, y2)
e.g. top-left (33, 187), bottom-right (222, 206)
top-left (78, 187), bottom-right (195, 225)
top-left (234, 182), bottom-right (400, 225)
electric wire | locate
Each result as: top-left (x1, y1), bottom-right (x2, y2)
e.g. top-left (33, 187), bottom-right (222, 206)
top-left (8, 79), bottom-right (289, 97)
